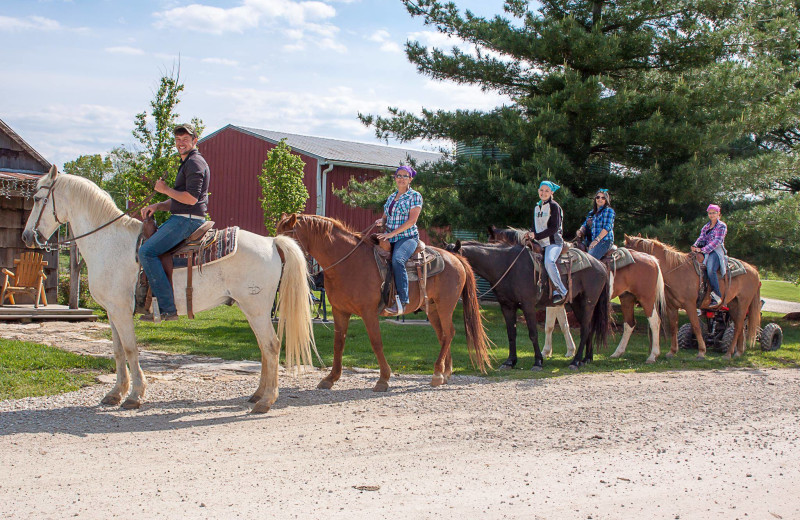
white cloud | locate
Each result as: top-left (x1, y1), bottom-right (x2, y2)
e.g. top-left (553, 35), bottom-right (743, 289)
top-left (367, 29), bottom-right (402, 53)
top-left (105, 46), bottom-right (145, 55)
top-left (153, 0), bottom-right (346, 53)
top-left (0, 15), bottom-right (61, 32)
top-left (202, 57), bottom-right (239, 66)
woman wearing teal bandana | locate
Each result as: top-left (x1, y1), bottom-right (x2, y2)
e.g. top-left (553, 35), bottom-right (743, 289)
top-left (576, 189), bottom-right (615, 259)
top-left (526, 180), bottom-right (568, 305)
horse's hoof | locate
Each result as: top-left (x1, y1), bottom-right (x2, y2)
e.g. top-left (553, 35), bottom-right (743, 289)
top-left (722, 353), bottom-right (731, 360)
top-left (101, 395), bottom-right (121, 406)
top-left (498, 364), bottom-right (513, 371)
top-left (530, 365), bottom-right (542, 372)
top-left (610, 352), bottom-right (622, 359)
top-left (121, 398), bottom-right (141, 410)
top-left (645, 357), bottom-right (656, 364)
top-left (247, 394), bottom-right (261, 403)
top-left (697, 354), bottom-right (707, 361)
top-left (566, 351), bottom-right (576, 358)
top-left (568, 363), bottom-right (579, 371)
top-left (373, 380), bottom-right (389, 392)
top-left (665, 352), bottom-right (675, 359)
top-left (250, 402), bottom-right (271, 414)
top-left (317, 380), bottom-right (334, 390)
top-left (431, 374), bottom-right (445, 387)
top-left (733, 352), bottom-right (742, 359)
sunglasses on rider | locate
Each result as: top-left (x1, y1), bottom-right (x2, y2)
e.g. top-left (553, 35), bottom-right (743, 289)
top-left (595, 195), bottom-right (606, 200)
top-left (394, 174), bottom-right (411, 179)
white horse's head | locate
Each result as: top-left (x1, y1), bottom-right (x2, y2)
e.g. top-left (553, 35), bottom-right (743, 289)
top-left (22, 165), bottom-right (63, 249)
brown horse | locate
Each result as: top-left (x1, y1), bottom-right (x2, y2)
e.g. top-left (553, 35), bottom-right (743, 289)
top-left (488, 226), bottom-right (667, 363)
top-left (276, 213), bottom-right (492, 391)
top-left (624, 235), bottom-right (761, 359)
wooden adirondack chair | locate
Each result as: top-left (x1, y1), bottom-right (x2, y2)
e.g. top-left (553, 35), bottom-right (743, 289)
top-left (1, 252), bottom-right (49, 308)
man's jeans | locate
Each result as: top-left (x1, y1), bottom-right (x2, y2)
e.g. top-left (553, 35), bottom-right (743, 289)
top-left (544, 244), bottom-right (568, 296)
top-left (139, 215), bottom-right (204, 314)
top-left (587, 239), bottom-right (612, 260)
top-left (391, 236), bottom-right (418, 304)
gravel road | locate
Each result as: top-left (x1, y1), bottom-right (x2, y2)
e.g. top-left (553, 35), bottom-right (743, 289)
top-left (1, 322), bottom-right (799, 520)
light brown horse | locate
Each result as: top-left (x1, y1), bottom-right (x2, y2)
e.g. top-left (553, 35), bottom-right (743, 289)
top-left (625, 235), bottom-right (761, 359)
top-left (488, 226), bottom-right (667, 363)
top-left (276, 213), bottom-right (492, 391)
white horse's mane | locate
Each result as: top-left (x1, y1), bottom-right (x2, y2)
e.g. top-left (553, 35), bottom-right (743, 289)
top-left (51, 173), bottom-right (141, 231)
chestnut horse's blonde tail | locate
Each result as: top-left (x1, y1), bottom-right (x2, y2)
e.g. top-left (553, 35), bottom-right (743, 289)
top-left (654, 264), bottom-right (668, 336)
top-left (746, 282), bottom-right (762, 350)
top-left (274, 235), bottom-right (318, 373)
top-left (455, 254), bottom-right (494, 373)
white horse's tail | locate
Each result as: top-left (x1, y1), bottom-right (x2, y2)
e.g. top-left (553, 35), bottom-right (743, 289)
top-left (274, 235), bottom-right (317, 372)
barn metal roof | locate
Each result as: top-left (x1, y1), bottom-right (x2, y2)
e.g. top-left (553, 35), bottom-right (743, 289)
top-left (204, 124), bottom-right (443, 169)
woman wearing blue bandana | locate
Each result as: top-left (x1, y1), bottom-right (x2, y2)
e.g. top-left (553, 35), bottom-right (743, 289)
top-left (526, 181), bottom-right (569, 305)
top-left (576, 189), bottom-right (616, 259)
top-left (375, 165), bottom-right (423, 315)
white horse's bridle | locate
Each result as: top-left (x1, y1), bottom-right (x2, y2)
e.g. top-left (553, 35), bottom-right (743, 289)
top-left (30, 179), bottom-right (64, 249)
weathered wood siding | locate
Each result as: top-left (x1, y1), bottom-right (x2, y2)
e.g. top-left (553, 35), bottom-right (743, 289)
top-left (0, 195), bottom-right (57, 303)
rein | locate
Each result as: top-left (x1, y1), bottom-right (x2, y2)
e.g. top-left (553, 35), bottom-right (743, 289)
top-left (31, 178), bottom-right (157, 252)
top-left (286, 222), bottom-right (378, 276)
top-left (473, 244), bottom-right (530, 299)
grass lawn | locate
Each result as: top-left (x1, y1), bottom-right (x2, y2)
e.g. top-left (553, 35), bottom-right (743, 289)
top-left (0, 339), bottom-right (115, 400)
top-left (761, 279), bottom-right (800, 303)
top-left (132, 303), bottom-right (800, 378)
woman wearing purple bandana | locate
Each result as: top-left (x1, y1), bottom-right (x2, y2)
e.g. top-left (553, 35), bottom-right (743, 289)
top-left (691, 204), bottom-right (727, 306)
top-left (374, 166), bottom-right (423, 315)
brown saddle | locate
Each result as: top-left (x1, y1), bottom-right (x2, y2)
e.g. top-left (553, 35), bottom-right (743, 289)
top-left (136, 218), bottom-right (220, 319)
top-left (372, 238), bottom-right (445, 316)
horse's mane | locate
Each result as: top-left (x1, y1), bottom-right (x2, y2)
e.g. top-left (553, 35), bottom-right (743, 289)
top-left (298, 214), bottom-right (365, 243)
top-left (52, 174), bottom-right (140, 231)
top-left (626, 236), bottom-right (687, 270)
top-left (490, 227), bottom-right (527, 245)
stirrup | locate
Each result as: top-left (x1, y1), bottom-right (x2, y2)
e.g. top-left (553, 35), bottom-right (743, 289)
top-left (385, 295), bottom-right (405, 316)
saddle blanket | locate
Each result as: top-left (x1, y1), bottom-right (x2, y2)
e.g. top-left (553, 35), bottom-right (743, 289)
top-left (604, 247), bottom-right (635, 270)
top-left (692, 256), bottom-right (747, 279)
top-left (374, 246), bottom-right (446, 282)
top-left (173, 226), bottom-right (239, 269)
top-left (557, 248), bottom-right (593, 274)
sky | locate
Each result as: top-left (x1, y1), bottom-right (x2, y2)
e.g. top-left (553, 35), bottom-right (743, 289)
top-left (1, 0), bottom-right (515, 168)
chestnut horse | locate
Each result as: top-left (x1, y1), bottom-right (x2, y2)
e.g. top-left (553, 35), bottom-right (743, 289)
top-left (625, 235), bottom-right (761, 359)
top-left (489, 226), bottom-right (667, 363)
top-left (276, 213), bottom-right (492, 391)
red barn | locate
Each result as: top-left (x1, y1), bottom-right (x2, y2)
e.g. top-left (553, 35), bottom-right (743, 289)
top-left (198, 125), bottom-right (442, 238)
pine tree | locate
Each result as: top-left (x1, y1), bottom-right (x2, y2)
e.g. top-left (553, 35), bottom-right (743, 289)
top-left (354, 0), bottom-right (800, 274)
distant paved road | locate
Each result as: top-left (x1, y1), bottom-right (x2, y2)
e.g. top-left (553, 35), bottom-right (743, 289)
top-left (762, 297), bottom-right (800, 314)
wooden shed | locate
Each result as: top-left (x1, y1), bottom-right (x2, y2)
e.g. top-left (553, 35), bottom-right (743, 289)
top-left (0, 118), bottom-right (57, 304)
top-left (199, 125), bottom-right (442, 239)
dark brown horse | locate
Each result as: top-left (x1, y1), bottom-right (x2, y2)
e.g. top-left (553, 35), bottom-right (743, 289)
top-left (625, 235), bottom-right (761, 359)
top-left (276, 213), bottom-right (492, 391)
top-left (447, 240), bottom-right (610, 370)
top-left (489, 226), bottom-right (667, 363)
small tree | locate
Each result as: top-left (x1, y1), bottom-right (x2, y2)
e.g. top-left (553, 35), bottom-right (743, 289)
top-left (258, 139), bottom-right (309, 235)
top-left (62, 154), bottom-right (113, 186)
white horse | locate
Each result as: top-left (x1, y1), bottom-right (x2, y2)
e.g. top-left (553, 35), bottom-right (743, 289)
top-left (542, 306), bottom-right (576, 358)
top-left (22, 166), bottom-right (315, 413)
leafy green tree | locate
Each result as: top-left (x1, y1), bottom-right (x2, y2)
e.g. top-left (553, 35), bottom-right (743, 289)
top-left (258, 139), bottom-right (309, 235)
top-left (351, 0), bottom-right (800, 276)
top-left (119, 67), bottom-right (204, 218)
top-left (62, 154), bottom-right (113, 187)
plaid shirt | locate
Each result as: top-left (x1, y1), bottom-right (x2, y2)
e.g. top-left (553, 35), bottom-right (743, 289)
top-left (581, 206), bottom-right (615, 243)
top-left (693, 220), bottom-right (727, 254)
top-left (384, 188), bottom-right (423, 243)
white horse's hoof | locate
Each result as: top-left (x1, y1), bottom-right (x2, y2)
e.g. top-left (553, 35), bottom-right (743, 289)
top-left (121, 398), bottom-right (141, 410)
top-left (101, 394), bottom-right (121, 406)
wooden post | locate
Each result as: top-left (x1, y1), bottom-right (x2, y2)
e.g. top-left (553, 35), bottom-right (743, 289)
top-left (69, 225), bottom-right (80, 309)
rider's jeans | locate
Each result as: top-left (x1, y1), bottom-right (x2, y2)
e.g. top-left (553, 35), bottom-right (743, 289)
top-left (544, 244), bottom-right (568, 296)
top-left (392, 236), bottom-right (418, 304)
top-left (587, 239), bottom-right (612, 260)
top-left (705, 250), bottom-right (722, 296)
top-left (139, 215), bottom-right (204, 315)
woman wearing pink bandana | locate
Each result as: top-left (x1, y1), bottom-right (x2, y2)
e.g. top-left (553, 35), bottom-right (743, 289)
top-left (691, 204), bottom-right (727, 306)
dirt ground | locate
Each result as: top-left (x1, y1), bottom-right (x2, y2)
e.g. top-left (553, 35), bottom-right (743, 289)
top-left (1, 322), bottom-right (799, 520)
